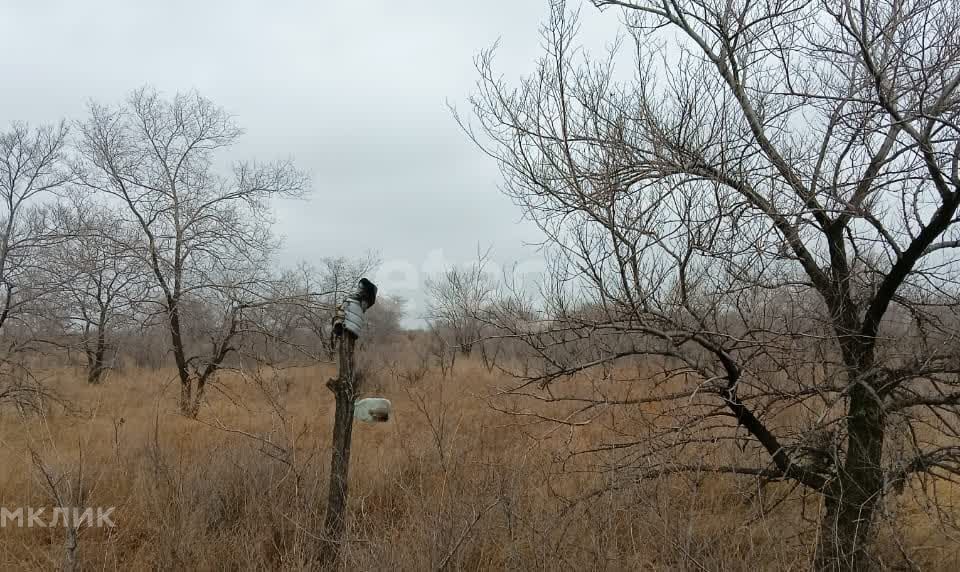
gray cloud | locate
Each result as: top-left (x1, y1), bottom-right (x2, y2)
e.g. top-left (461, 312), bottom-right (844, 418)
top-left (0, 0), bottom-right (622, 321)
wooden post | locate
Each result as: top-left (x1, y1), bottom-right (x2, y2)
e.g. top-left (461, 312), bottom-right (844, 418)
top-left (322, 331), bottom-right (358, 563)
top-left (321, 278), bottom-right (377, 565)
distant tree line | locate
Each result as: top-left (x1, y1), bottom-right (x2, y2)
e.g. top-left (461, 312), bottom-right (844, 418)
top-left (0, 87), bottom-right (403, 418)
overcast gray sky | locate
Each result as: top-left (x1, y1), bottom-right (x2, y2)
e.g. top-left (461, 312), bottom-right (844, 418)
top-left (0, 0), bottom-right (622, 319)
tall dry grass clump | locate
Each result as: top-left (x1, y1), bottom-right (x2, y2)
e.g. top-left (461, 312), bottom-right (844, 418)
top-left (0, 353), bottom-right (957, 570)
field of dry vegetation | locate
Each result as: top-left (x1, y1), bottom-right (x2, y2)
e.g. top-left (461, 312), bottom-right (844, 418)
top-left (2, 346), bottom-right (958, 571)
top-left (3, 0), bottom-right (960, 567)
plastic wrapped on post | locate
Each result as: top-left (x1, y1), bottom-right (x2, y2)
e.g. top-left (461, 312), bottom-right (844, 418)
top-left (331, 278), bottom-right (378, 340)
top-left (355, 397), bottom-right (391, 423)
top-left (342, 298), bottom-right (364, 337)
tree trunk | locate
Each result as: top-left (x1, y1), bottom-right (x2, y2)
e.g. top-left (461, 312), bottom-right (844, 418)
top-left (188, 378), bottom-right (207, 419)
top-left (86, 327), bottom-right (107, 385)
top-left (166, 300), bottom-right (193, 416)
top-left (815, 382), bottom-right (886, 571)
top-left (62, 519), bottom-right (79, 572)
top-left (180, 378), bottom-right (193, 416)
top-left (322, 333), bottom-right (358, 563)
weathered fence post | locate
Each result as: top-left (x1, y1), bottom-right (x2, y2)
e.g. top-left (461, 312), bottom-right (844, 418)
top-left (322, 278), bottom-right (377, 564)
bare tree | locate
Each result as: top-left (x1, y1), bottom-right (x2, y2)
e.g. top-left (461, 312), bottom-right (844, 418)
top-left (362, 294), bottom-right (405, 345)
top-left (425, 252), bottom-right (495, 357)
top-left (75, 87), bottom-right (308, 417)
top-left (0, 121), bottom-right (71, 411)
top-left (465, 0), bottom-right (960, 569)
top-left (47, 200), bottom-right (148, 384)
top-left (312, 254), bottom-right (380, 358)
top-left (227, 262), bottom-right (344, 370)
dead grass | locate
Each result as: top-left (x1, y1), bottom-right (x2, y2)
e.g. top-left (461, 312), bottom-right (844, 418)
top-left (0, 359), bottom-right (957, 570)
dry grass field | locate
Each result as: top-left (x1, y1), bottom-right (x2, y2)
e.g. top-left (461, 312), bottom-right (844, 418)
top-left (1, 356), bottom-right (958, 571)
